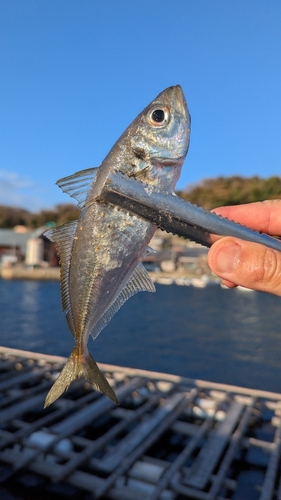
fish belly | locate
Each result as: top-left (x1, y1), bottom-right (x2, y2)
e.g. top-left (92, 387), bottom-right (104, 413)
top-left (69, 202), bottom-right (155, 343)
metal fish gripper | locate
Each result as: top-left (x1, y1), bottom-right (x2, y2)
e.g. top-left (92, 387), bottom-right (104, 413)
top-left (97, 171), bottom-right (281, 252)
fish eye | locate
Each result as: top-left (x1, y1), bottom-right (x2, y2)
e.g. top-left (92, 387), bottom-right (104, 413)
top-left (147, 106), bottom-right (170, 127)
top-left (152, 109), bottom-right (165, 122)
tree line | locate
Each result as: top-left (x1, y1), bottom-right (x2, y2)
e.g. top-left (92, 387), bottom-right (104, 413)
top-left (1, 176), bottom-right (281, 228)
top-left (176, 175), bottom-right (281, 209)
top-left (0, 203), bottom-right (79, 229)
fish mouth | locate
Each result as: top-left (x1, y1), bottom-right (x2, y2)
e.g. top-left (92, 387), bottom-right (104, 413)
top-left (156, 85), bottom-right (188, 120)
top-left (173, 85), bottom-right (188, 120)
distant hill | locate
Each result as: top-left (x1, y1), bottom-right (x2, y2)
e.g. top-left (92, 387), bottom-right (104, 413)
top-left (176, 176), bottom-right (281, 209)
top-left (0, 204), bottom-right (79, 229)
top-left (1, 176), bottom-right (281, 228)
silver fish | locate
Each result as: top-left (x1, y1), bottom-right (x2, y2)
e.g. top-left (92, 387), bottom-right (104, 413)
top-left (44, 85), bottom-right (190, 407)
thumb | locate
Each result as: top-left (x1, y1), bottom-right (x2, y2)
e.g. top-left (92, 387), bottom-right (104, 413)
top-left (207, 237), bottom-right (281, 296)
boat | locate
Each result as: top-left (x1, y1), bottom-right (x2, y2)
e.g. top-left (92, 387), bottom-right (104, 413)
top-left (175, 277), bottom-right (191, 286)
top-left (220, 283), bottom-right (255, 292)
top-left (191, 278), bottom-right (206, 288)
top-left (0, 345), bottom-right (280, 500)
top-left (191, 277), bottom-right (207, 288)
top-left (236, 285), bottom-right (255, 292)
top-left (155, 276), bottom-right (174, 285)
top-left (191, 275), bottom-right (218, 288)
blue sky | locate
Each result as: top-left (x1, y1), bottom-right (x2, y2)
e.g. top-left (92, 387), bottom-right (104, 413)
top-left (1, 1), bottom-right (281, 211)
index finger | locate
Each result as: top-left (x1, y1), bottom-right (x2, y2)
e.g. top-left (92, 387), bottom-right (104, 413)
top-left (211, 200), bottom-right (281, 237)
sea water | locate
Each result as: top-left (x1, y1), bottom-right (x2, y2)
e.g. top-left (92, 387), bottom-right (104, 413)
top-left (1, 278), bottom-right (281, 393)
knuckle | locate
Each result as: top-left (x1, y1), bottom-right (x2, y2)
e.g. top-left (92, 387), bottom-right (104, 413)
top-left (253, 247), bottom-right (281, 288)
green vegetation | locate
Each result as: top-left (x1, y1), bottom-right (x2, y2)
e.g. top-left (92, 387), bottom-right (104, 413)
top-left (1, 176), bottom-right (281, 228)
top-left (176, 176), bottom-right (281, 209)
top-left (0, 204), bottom-right (79, 229)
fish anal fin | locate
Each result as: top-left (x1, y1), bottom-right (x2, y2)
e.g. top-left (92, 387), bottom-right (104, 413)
top-left (56, 167), bottom-right (99, 207)
top-left (91, 262), bottom-right (155, 340)
top-left (44, 345), bottom-right (117, 408)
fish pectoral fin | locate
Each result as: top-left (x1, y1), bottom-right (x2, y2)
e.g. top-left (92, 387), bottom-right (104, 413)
top-left (144, 245), bottom-right (156, 257)
top-left (56, 167), bottom-right (100, 207)
top-left (91, 261), bottom-right (155, 340)
top-left (44, 346), bottom-right (117, 408)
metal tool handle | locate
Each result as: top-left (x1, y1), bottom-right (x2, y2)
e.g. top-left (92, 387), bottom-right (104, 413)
top-left (98, 172), bottom-right (281, 252)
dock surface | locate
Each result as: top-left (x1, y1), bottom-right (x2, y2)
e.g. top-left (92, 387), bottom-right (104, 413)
top-left (0, 346), bottom-right (280, 499)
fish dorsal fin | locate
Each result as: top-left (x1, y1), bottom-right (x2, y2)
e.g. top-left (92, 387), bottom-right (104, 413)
top-left (44, 220), bottom-right (78, 335)
top-left (90, 262), bottom-right (155, 340)
top-left (56, 167), bottom-right (99, 207)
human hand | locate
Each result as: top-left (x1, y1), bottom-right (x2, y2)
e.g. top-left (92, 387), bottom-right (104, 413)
top-left (207, 200), bottom-right (281, 295)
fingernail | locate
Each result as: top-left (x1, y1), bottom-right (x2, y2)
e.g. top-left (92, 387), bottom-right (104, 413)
top-left (214, 242), bottom-right (241, 274)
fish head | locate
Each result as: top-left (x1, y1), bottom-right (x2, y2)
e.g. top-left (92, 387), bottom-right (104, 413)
top-left (123, 85), bottom-right (191, 192)
top-left (93, 85), bottom-right (190, 197)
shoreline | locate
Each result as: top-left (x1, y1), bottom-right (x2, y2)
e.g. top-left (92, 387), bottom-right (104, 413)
top-left (0, 265), bottom-right (217, 284)
top-left (0, 265), bottom-right (60, 280)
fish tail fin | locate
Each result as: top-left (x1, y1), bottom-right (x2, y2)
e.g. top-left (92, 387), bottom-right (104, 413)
top-left (83, 349), bottom-right (118, 405)
top-left (44, 345), bottom-right (118, 408)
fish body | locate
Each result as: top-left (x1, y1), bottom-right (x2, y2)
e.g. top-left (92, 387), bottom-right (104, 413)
top-left (44, 85), bottom-right (190, 407)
